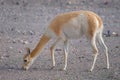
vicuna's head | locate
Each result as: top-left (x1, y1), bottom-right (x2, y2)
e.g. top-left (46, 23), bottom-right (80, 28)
top-left (22, 48), bottom-right (33, 70)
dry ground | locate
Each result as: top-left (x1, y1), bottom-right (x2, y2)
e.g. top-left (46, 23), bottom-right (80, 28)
top-left (0, 0), bottom-right (120, 80)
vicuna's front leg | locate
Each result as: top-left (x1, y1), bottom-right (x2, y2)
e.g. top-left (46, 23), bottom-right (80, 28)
top-left (50, 38), bottom-right (60, 69)
top-left (62, 40), bottom-right (68, 71)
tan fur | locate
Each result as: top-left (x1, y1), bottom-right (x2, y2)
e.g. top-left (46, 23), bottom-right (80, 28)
top-left (49, 11), bottom-right (102, 37)
top-left (85, 11), bottom-right (103, 38)
top-left (23, 34), bottom-right (50, 70)
top-left (49, 11), bottom-right (80, 36)
top-left (30, 35), bottom-right (51, 58)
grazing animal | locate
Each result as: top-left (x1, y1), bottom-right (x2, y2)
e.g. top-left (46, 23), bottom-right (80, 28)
top-left (22, 11), bottom-right (109, 71)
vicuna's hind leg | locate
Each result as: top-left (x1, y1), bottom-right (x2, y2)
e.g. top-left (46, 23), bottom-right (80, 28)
top-left (89, 34), bottom-right (99, 72)
top-left (50, 38), bottom-right (61, 69)
top-left (97, 33), bottom-right (109, 69)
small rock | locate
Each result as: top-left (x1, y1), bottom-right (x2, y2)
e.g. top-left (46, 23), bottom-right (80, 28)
top-left (0, 54), bottom-right (10, 59)
top-left (14, 17), bottom-right (17, 20)
top-left (78, 57), bottom-right (81, 59)
top-left (16, 2), bottom-right (19, 5)
top-left (23, 41), bottom-right (29, 44)
top-left (19, 50), bottom-right (22, 53)
top-left (112, 32), bottom-right (116, 35)
top-left (111, 49), bottom-right (112, 52)
top-left (12, 39), bottom-right (16, 43)
top-left (79, 56), bottom-right (85, 59)
top-left (66, 1), bottom-right (72, 5)
top-left (1, 2), bottom-right (4, 5)
top-left (19, 40), bottom-right (24, 43)
top-left (8, 68), bottom-right (13, 71)
top-left (4, 54), bottom-right (10, 58)
top-left (17, 39), bottom-right (21, 42)
top-left (28, 30), bottom-right (35, 35)
top-left (0, 31), bottom-right (4, 34)
top-left (104, 30), bottom-right (111, 37)
top-left (55, 49), bottom-right (62, 51)
top-left (9, 46), bottom-right (13, 49)
top-left (112, 32), bottom-right (118, 37)
top-left (16, 30), bottom-right (21, 34)
top-left (19, 39), bottom-right (24, 44)
top-left (104, 1), bottom-right (108, 5)
top-left (22, 31), bottom-right (26, 35)
top-left (11, 28), bottom-right (15, 31)
top-left (107, 30), bottom-right (111, 37)
top-left (19, 39), bottom-right (29, 44)
top-left (115, 46), bottom-right (119, 48)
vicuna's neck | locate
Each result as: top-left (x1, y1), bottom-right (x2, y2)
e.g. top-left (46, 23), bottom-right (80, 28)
top-left (30, 34), bottom-right (51, 58)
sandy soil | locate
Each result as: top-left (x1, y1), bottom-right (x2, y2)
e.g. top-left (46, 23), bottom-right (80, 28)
top-left (0, 0), bottom-right (120, 80)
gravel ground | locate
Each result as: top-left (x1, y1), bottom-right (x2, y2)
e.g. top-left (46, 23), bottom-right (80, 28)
top-left (0, 0), bottom-right (120, 80)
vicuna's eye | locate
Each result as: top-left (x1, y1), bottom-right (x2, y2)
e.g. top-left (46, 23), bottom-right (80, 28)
top-left (24, 60), bottom-right (27, 62)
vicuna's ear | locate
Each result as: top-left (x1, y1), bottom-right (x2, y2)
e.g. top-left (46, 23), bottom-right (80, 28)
top-left (26, 47), bottom-right (30, 54)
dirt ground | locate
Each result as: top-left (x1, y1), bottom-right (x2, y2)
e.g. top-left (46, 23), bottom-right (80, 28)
top-left (0, 0), bottom-right (120, 80)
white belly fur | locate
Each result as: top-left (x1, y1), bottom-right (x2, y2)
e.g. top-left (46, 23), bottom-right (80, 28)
top-left (62, 14), bottom-right (88, 39)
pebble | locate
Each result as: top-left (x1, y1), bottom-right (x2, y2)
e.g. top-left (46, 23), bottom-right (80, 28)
top-left (0, 31), bottom-right (4, 34)
top-left (1, 1), bottom-right (4, 5)
top-left (1, 54), bottom-right (10, 59)
top-left (8, 68), bottom-right (13, 71)
top-left (21, 30), bottom-right (35, 35)
top-left (79, 56), bottom-right (85, 59)
top-left (104, 31), bottom-right (119, 37)
top-left (19, 40), bottom-right (29, 44)
top-left (23, 40), bottom-right (29, 44)
top-left (15, 2), bottom-right (19, 5)
top-left (16, 39), bottom-right (29, 44)
top-left (55, 49), bottom-right (62, 51)
top-left (11, 28), bottom-right (15, 31)
top-left (22, 31), bottom-right (26, 35)
top-left (12, 39), bottom-right (17, 43)
top-left (28, 30), bottom-right (35, 35)
top-left (107, 30), bottom-right (111, 37)
top-left (19, 39), bottom-right (23, 43)
top-left (66, 1), bottom-right (72, 5)
top-left (104, 1), bottom-right (108, 5)
top-left (112, 32), bottom-right (118, 36)
top-left (4, 55), bottom-right (10, 58)
top-left (19, 50), bottom-right (22, 53)
top-left (115, 46), bottom-right (119, 48)
top-left (16, 30), bottom-right (21, 34)
top-left (112, 32), bottom-right (116, 35)
top-left (9, 46), bottom-right (13, 49)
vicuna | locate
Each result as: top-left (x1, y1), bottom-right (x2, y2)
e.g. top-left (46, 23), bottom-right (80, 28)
top-left (22, 11), bottom-right (109, 71)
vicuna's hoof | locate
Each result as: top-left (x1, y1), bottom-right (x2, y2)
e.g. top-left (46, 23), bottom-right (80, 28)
top-left (61, 68), bottom-right (67, 71)
top-left (22, 66), bottom-right (29, 70)
top-left (50, 66), bottom-right (55, 70)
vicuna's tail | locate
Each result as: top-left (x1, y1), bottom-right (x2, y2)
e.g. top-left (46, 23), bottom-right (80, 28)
top-left (30, 34), bottom-right (51, 58)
